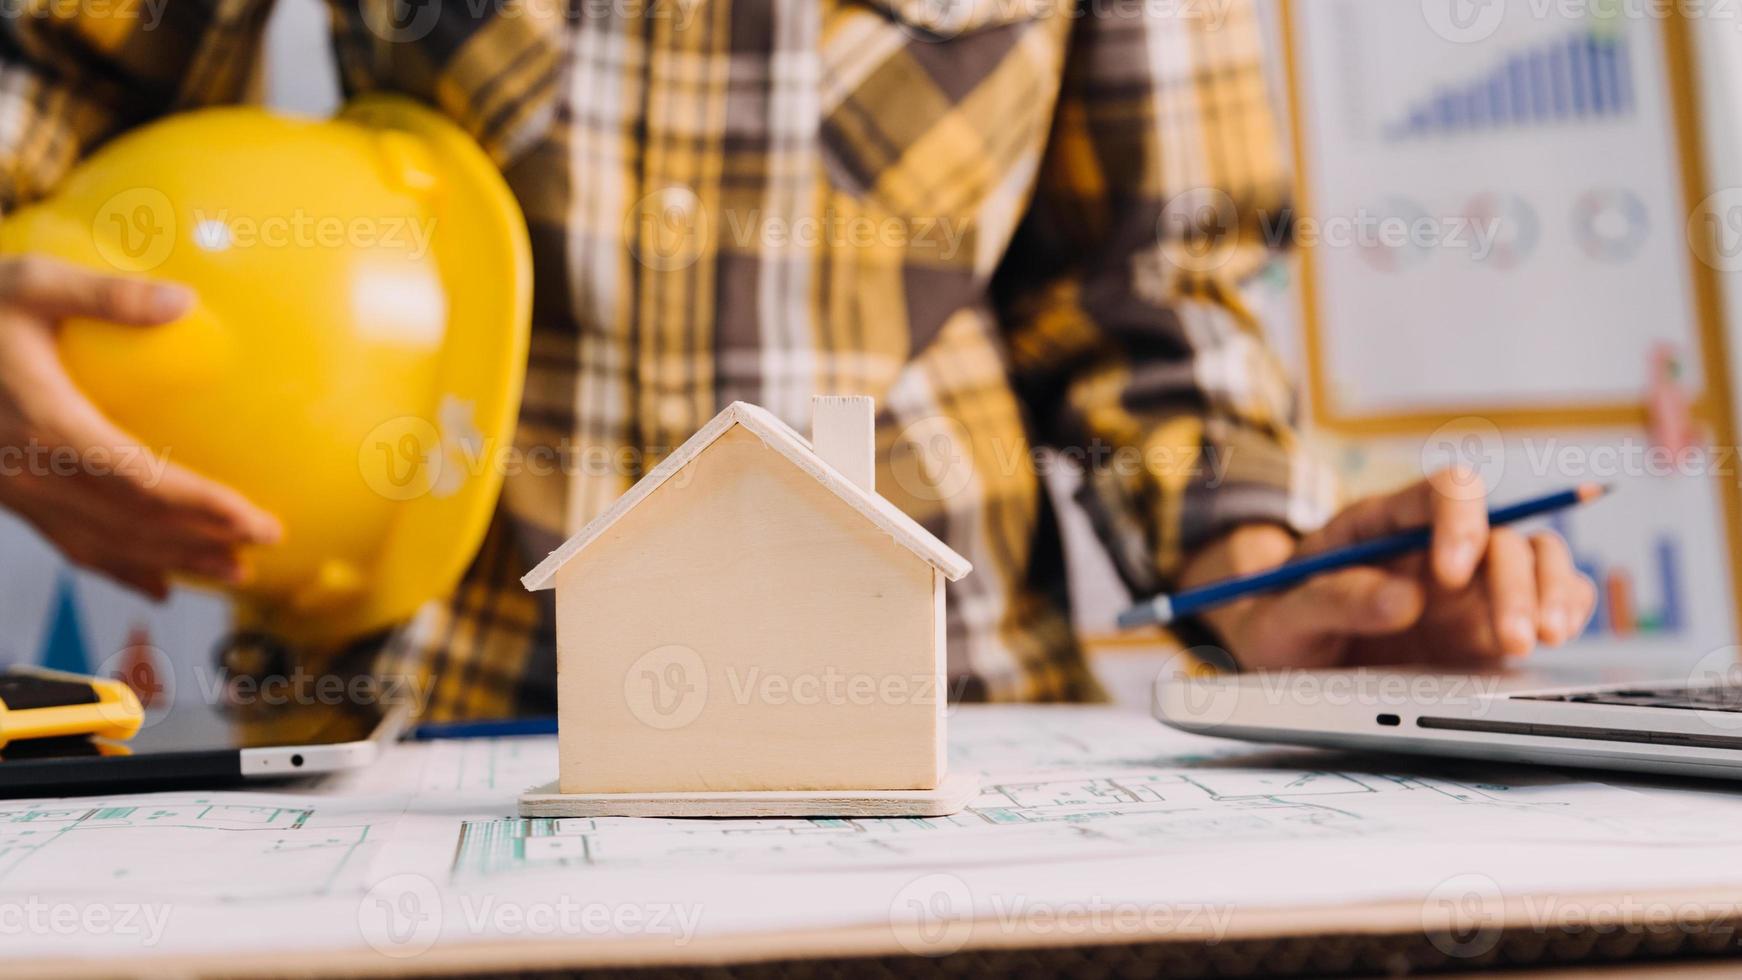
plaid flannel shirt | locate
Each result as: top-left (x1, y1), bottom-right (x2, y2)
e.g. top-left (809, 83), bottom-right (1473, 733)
top-left (2, 0), bottom-right (1333, 718)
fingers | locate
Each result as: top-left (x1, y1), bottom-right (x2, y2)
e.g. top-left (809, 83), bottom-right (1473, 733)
top-left (93, 563), bottom-right (172, 604)
top-left (0, 255), bottom-right (193, 326)
top-left (1425, 468), bottom-right (1490, 590)
top-left (1464, 529), bottom-right (1595, 658)
top-left (1356, 527), bottom-right (1595, 664)
top-left (2, 369), bottom-right (277, 591)
top-left (25, 479), bottom-right (261, 598)
top-left (33, 368), bottom-right (282, 550)
top-left (0, 255), bottom-right (266, 603)
top-left (1304, 468), bottom-right (1489, 590)
top-left (135, 519), bottom-right (257, 584)
top-left (70, 462), bottom-right (277, 583)
top-left (0, 336), bottom-right (276, 592)
top-left (1531, 532), bottom-right (1576, 644)
top-left (1484, 528), bottom-right (1539, 657)
top-left (48, 521), bottom-right (173, 602)
top-left (1264, 567), bottom-right (1426, 641)
top-left (1531, 532), bottom-right (1597, 645)
top-left (143, 463), bottom-right (283, 546)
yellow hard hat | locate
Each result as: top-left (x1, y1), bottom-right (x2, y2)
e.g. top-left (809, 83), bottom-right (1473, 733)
top-left (0, 96), bottom-right (532, 649)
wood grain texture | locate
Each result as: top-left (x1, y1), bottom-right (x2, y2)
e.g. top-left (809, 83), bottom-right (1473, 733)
top-left (553, 425), bottom-right (948, 794)
top-left (518, 771), bottom-right (980, 817)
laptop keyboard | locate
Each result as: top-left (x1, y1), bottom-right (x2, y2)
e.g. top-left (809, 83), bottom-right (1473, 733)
top-left (1515, 685), bottom-right (1742, 712)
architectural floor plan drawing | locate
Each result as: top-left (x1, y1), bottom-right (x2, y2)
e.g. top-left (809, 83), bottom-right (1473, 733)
top-left (0, 799), bottom-right (376, 902)
top-left (12, 705), bottom-right (1742, 965)
top-left (446, 726), bottom-right (1680, 879)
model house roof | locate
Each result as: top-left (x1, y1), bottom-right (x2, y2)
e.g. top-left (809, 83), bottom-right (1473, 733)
top-left (521, 401), bottom-right (973, 590)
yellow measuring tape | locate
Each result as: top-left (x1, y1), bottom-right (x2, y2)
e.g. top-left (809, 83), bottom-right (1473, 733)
top-left (0, 668), bottom-right (143, 749)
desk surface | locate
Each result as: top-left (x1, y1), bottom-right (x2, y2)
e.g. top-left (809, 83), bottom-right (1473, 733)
top-left (9, 704), bottom-right (1742, 978)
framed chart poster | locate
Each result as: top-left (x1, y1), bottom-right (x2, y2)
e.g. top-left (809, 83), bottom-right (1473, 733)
top-left (1281, 0), bottom-right (1729, 430)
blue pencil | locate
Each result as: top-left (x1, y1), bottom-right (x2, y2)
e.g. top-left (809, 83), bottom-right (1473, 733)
top-left (408, 716), bottom-right (559, 740)
top-left (1116, 484), bottom-right (1612, 630)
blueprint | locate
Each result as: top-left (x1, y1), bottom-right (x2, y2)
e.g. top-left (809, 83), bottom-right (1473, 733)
top-left (9, 706), bottom-right (1742, 966)
top-left (448, 729), bottom-right (1725, 876)
top-left (0, 801), bottom-right (346, 902)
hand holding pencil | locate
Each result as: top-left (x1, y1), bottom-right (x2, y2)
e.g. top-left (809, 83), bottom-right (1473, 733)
top-left (1134, 470), bottom-right (1605, 672)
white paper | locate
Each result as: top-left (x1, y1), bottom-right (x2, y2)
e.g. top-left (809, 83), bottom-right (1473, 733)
top-left (8, 706), bottom-right (1742, 966)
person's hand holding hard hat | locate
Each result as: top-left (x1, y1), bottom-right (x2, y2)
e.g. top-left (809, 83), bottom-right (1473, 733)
top-left (0, 97), bottom-right (531, 651)
top-left (0, 256), bottom-right (281, 599)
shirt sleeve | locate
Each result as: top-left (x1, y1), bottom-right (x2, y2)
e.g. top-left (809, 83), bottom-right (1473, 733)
top-left (0, 0), bottom-right (276, 212)
top-left (993, 0), bottom-right (1336, 597)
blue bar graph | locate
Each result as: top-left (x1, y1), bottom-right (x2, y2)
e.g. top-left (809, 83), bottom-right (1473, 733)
top-left (1384, 29), bottom-right (1635, 141)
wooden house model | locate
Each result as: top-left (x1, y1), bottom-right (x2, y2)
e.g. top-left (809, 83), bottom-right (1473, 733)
top-left (521, 396), bottom-right (972, 797)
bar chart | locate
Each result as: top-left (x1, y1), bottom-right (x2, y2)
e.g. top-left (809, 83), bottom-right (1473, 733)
top-left (1384, 27), bottom-right (1635, 141)
top-left (1550, 515), bottom-right (1686, 639)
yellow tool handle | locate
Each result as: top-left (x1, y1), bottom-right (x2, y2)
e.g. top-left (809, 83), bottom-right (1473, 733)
top-left (0, 669), bottom-right (144, 750)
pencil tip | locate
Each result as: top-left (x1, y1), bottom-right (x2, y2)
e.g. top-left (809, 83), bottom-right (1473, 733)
top-left (1578, 483), bottom-right (1616, 502)
top-left (1118, 595), bottom-right (1176, 630)
top-left (1116, 608), bottom-right (1154, 630)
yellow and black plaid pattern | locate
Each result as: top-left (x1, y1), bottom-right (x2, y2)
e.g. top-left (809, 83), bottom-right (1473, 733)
top-left (1, 0), bottom-right (1334, 718)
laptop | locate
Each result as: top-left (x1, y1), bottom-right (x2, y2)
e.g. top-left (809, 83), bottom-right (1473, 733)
top-left (1153, 665), bottom-right (1742, 780)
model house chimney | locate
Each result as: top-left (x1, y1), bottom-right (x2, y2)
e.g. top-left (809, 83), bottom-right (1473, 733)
top-left (811, 395), bottom-right (876, 493)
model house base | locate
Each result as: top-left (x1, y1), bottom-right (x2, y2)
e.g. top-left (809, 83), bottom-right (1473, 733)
top-left (516, 771), bottom-right (981, 818)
